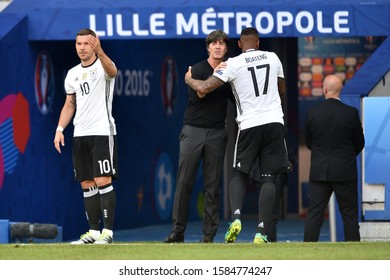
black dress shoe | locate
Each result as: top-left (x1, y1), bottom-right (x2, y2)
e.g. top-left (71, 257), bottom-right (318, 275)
top-left (164, 231), bottom-right (184, 243)
top-left (199, 234), bottom-right (214, 243)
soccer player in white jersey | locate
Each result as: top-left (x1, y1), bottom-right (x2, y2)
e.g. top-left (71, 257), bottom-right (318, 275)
top-left (185, 27), bottom-right (292, 244)
top-left (54, 28), bottom-right (118, 244)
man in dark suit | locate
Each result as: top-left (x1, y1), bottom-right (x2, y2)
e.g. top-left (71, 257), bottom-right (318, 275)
top-left (303, 74), bottom-right (365, 242)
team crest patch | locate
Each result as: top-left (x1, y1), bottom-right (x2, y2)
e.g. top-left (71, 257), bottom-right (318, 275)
top-left (90, 68), bottom-right (97, 80)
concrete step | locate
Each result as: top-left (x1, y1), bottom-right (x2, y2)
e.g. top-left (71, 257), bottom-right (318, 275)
top-left (360, 222), bottom-right (390, 241)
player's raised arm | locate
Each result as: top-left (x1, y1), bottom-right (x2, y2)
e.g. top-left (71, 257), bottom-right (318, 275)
top-left (88, 34), bottom-right (117, 78)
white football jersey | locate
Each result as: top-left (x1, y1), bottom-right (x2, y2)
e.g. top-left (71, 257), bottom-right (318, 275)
top-left (64, 58), bottom-right (116, 137)
top-left (214, 49), bottom-right (284, 130)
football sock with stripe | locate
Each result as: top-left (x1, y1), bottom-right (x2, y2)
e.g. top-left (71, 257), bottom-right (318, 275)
top-left (83, 186), bottom-right (101, 231)
top-left (99, 183), bottom-right (116, 230)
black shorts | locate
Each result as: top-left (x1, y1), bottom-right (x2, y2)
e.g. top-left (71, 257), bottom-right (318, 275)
top-left (233, 123), bottom-right (290, 174)
top-left (72, 135), bottom-right (118, 182)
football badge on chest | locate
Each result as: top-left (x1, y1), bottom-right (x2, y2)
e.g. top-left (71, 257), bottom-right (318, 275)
top-left (90, 68), bottom-right (98, 80)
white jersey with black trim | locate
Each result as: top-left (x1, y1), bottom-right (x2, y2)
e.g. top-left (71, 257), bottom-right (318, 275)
top-left (64, 58), bottom-right (116, 137)
top-left (213, 49), bottom-right (284, 130)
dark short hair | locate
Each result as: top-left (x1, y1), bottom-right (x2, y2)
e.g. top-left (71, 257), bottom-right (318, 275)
top-left (240, 27), bottom-right (259, 38)
top-left (76, 28), bottom-right (96, 38)
top-left (205, 30), bottom-right (230, 48)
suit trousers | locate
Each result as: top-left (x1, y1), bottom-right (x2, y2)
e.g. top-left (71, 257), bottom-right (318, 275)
top-left (304, 180), bottom-right (360, 242)
top-left (171, 125), bottom-right (227, 236)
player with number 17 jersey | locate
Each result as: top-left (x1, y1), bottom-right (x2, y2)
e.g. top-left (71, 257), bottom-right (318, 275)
top-left (64, 58), bottom-right (116, 137)
top-left (213, 49), bottom-right (284, 130)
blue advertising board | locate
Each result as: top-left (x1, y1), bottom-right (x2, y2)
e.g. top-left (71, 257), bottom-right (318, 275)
top-left (3, 0), bottom-right (390, 40)
top-left (362, 97), bottom-right (390, 220)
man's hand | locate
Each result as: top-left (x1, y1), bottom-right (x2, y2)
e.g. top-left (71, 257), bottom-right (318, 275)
top-left (184, 66), bottom-right (192, 85)
top-left (54, 131), bottom-right (65, 154)
top-left (214, 61), bottom-right (227, 74)
top-left (185, 66), bottom-right (206, 98)
top-left (88, 34), bottom-right (103, 56)
top-left (185, 65), bottom-right (224, 96)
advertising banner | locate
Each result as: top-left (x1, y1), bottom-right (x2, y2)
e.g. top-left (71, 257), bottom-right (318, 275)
top-left (3, 0), bottom-right (390, 40)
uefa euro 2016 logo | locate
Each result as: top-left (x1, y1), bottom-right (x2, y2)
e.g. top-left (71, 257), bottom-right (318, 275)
top-left (160, 56), bottom-right (178, 116)
top-left (34, 51), bottom-right (54, 115)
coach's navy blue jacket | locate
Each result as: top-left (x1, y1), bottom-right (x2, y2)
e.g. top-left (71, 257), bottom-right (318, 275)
top-left (304, 98), bottom-right (365, 182)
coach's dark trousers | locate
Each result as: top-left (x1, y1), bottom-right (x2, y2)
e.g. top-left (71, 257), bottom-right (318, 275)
top-left (171, 125), bottom-right (227, 236)
top-left (304, 180), bottom-right (360, 242)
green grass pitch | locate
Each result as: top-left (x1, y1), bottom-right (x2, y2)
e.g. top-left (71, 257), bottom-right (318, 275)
top-left (1, 241), bottom-right (390, 260)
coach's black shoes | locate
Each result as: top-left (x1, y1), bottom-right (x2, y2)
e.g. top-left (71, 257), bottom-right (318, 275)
top-left (199, 234), bottom-right (214, 243)
top-left (164, 231), bottom-right (184, 243)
